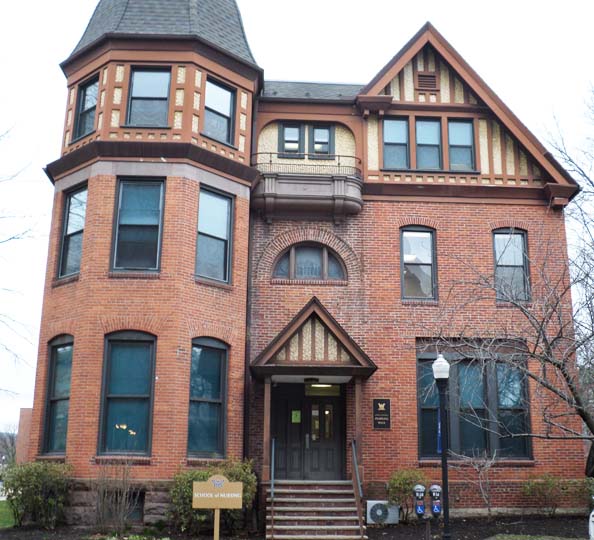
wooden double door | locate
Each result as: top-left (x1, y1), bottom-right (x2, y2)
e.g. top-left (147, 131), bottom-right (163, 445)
top-left (271, 384), bottom-right (345, 480)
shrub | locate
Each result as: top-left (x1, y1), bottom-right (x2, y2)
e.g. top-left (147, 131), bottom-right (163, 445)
top-left (387, 468), bottom-right (428, 522)
top-left (522, 474), bottom-right (564, 517)
top-left (169, 459), bottom-right (257, 535)
top-left (3, 462), bottom-right (72, 529)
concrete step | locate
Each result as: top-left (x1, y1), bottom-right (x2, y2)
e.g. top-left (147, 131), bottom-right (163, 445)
top-left (267, 525), bottom-right (364, 531)
top-left (268, 489), bottom-right (354, 496)
top-left (266, 506), bottom-right (357, 513)
top-left (268, 515), bottom-right (360, 522)
top-left (266, 480), bottom-right (352, 486)
top-left (267, 497), bottom-right (356, 504)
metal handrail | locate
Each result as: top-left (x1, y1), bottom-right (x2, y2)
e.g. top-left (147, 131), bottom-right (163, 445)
top-left (351, 439), bottom-right (365, 539)
top-left (270, 437), bottom-right (276, 540)
top-left (251, 152), bottom-right (362, 179)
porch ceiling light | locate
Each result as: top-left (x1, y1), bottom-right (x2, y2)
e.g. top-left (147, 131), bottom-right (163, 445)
top-left (311, 383), bottom-right (332, 388)
top-left (432, 353), bottom-right (450, 380)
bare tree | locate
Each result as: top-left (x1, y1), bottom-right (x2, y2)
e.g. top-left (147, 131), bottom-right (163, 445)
top-left (0, 425), bottom-right (17, 466)
top-left (450, 450), bottom-right (497, 518)
top-left (421, 93), bottom-right (594, 476)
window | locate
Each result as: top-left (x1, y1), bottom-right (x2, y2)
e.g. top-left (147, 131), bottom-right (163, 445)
top-left (401, 227), bottom-right (436, 300)
top-left (416, 119), bottom-right (441, 169)
top-left (44, 336), bottom-right (73, 454)
top-left (418, 355), bottom-right (530, 458)
top-left (383, 119), bottom-right (409, 169)
top-left (196, 189), bottom-right (233, 282)
top-left (279, 124), bottom-right (304, 157)
top-left (493, 229), bottom-right (530, 301)
top-left (127, 69), bottom-right (170, 127)
top-left (100, 332), bottom-right (155, 454)
top-left (448, 120), bottom-right (474, 170)
top-left (59, 186), bottom-right (88, 277)
top-left (272, 243), bottom-right (345, 281)
top-left (113, 180), bottom-right (164, 271)
top-left (188, 338), bottom-right (227, 457)
top-left (309, 125), bottom-right (335, 157)
top-left (204, 80), bottom-right (235, 144)
top-left (74, 77), bottom-right (98, 139)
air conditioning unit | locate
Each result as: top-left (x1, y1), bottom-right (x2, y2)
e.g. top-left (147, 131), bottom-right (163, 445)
top-left (366, 500), bottom-right (400, 525)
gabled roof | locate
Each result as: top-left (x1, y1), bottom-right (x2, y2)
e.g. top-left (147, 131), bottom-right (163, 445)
top-left (359, 22), bottom-right (578, 191)
top-left (251, 297), bottom-right (376, 378)
top-left (262, 81), bottom-right (363, 102)
top-left (67, 0), bottom-right (257, 66)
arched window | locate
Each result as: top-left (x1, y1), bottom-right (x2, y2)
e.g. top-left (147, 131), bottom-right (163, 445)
top-left (400, 226), bottom-right (437, 300)
top-left (272, 243), bottom-right (346, 281)
top-left (44, 335), bottom-right (74, 454)
top-left (99, 331), bottom-right (156, 455)
top-left (188, 338), bottom-right (227, 457)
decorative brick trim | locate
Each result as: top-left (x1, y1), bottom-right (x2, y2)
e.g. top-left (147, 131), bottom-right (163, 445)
top-left (396, 216), bottom-right (440, 229)
top-left (255, 226), bottom-right (361, 282)
top-left (488, 220), bottom-right (530, 232)
top-left (99, 315), bottom-right (164, 335)
top-left (185, 320), bottom-right (236, 344)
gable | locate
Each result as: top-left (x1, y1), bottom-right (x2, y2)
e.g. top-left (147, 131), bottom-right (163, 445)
top-left (358, 23), bottom-right (578, 196)
top-left (251, 297), bottom-right (376, 377)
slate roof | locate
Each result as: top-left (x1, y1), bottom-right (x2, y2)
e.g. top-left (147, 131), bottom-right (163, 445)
top-left (262, 81), bottom-right (363, 101)
top-left (69, 0), bottom-right (256, 65)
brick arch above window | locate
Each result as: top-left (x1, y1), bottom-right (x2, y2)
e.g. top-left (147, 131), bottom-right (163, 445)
top-left (99, 315), bottom-right (164, 336)
top-left (396, 216), bottom-right (440, 230)
top-left (488, 220), bottom-right (531, 232)
top-left (44, 320), bottom-right (79, 341)
top-left (256, 227), bottom-right (361, 282)
top-left (186, 321), bottom-right (237, 345)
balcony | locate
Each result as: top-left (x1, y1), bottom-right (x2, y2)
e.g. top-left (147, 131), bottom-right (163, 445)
top-left (251, 153), bottom-right (364, 222)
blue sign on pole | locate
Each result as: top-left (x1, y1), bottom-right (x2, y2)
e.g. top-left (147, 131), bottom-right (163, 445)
top-left (416, 502), bottom-right (425, 516)
top-left (432, 503), bottom-right (441, 515)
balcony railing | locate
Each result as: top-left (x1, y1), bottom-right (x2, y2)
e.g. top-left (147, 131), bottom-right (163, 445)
top-left (252, 153), bottom-right (362, 179)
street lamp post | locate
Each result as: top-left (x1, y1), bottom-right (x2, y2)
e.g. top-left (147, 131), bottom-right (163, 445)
top-left (432, 353), bottom-right (451, 540)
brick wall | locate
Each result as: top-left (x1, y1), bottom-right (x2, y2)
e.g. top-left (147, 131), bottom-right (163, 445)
top-left (28, 172), bottom-right (249, 481)
top-left (247, 200), bottom-right (585, 510)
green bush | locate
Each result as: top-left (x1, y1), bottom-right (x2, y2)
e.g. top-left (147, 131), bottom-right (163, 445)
top-left (3, 462), bottom-right (72, 529)
top-left (169, 460), bottom-right (257, 535)
top-left (387, 468), bottom-right (428, 522)
top-left (522, 474), bottom-right (564, 517)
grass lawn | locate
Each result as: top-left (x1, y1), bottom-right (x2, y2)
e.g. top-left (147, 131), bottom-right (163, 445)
top-left (0, 500), bottom-right (14, 528)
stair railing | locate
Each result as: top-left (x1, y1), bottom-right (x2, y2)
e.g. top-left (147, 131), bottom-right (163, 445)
top-left (270, 437), bottom-right (276, 540)
top-left (351, 439), bottom-right (365, 540)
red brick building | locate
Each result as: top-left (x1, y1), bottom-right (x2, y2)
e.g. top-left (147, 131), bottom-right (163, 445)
top-left (28, 0), bottom-right (583, 531)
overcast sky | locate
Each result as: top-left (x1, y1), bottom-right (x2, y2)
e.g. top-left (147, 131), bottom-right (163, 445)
top-left (0, 0), bottom-right (593, 431)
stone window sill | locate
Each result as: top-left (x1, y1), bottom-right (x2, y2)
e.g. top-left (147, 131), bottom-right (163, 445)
top-left (187, 457), bottom-right (225, 467)
top-left (108, 271), bottom-right (160, 280)
top-left (402, 299), bottom-right (439, 307)
top-left (419, 458), bottom-right (535, 468)
top-left (52, 274), bottom-right (80, 288)
top-left (36, 454), bottom-right (66, 463)
top-left (195, 276), bottom-right (233, 290)
top-left (94, 455), bottom-right (152, 466)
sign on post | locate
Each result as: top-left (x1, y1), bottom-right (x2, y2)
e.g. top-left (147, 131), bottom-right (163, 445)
top-left (193, 475), bottom-right (243, 540)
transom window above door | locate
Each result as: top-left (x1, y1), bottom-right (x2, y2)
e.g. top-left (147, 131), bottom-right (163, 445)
top-left (273, 243), bottom-right (346, 281)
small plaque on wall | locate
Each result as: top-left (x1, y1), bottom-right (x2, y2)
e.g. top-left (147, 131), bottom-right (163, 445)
top-left (373, 399), bottom-right (391, 429)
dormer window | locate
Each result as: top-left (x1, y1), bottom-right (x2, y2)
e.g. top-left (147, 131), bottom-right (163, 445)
top-left (280, 124), bottom-right (304, 157)
top-left (204, 80), bottom-right (235, 145)
top-left (448, 120), bottom-right (475, 171)
top-left (383, 119), bottom-right (409, 169)
top-left (127, 68), bottom-right (171, 127)
top-left (416, 119), bottom-right (442, 169)
top-left (74, 77), bottom-right (98, 140)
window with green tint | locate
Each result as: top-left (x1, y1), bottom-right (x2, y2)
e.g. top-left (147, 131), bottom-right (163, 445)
top-left (448, 120), bottom-right (474, 170)
top-left (44, 339), bottom-right (73, 453)
top-left (188, 340), bottom-right (226, 457)
top-left (100, 334), bottom-right (155, 454)
top-left (272, 243), bottom-right (346, 281)
top-left (418, 356), bottom-right (530, 458)
top-left (494, 229), bottom-right (530, 301)
top-left (74, 77), bottom-right (98, 139)
top-left (59, 187), bottom-right (87, 277)
top-left (113, 180), bottom-right (164, 270)
top-left (496, 364), bottom-right (528, 457)
top-left (204, 80), bottom-right (235, 144)
top-left (416, 119), bottom-right (441, 169)
top-left (196, 189), bottom-right (233, 282)
top-left (401, 228), bottom-right (436, 300)
top-left (383, 119), bottom-right (409, 169)
top-left (127, 69), bottom-right (170, 127)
